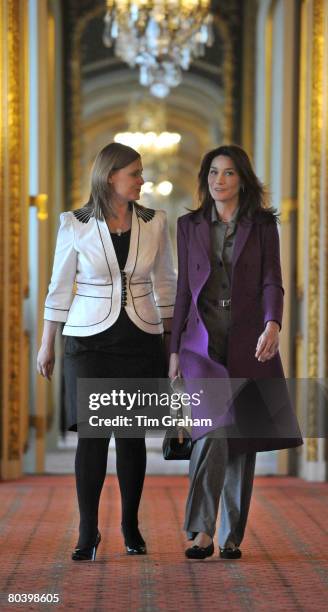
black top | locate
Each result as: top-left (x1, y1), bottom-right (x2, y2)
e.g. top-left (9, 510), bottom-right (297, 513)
top-left (98, 228), bottom-right (159, 345)
top-left (110, 229), bottom-right (131, 269)
top-left (105, 229), bottom-right (140, 343)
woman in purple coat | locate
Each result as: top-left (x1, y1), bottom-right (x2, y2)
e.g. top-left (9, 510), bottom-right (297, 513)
top-left (169, 145), bottom-right (302, 560)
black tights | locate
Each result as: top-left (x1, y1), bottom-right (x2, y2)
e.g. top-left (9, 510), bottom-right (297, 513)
top-left (75, 437), bottom-right (146, 548)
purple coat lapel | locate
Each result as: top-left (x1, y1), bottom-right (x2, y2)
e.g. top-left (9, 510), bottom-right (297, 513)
top-left (193, 211), bottom-right (210, 261)
top-left (232, 217), bottom-right (253, 267)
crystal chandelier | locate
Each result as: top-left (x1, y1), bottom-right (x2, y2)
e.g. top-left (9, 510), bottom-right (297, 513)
top-left (103, 1), bottom-right (214, 98)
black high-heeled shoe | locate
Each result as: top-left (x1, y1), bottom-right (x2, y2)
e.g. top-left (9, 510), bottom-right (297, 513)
top-left (121, 526), bottom-right (147, 555)
top-left (71, 532), bottom-right (101, 561)
top-left (185, 541), bottom-right (214, 560)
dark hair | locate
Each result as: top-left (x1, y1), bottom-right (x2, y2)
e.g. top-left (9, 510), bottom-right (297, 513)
top-left (196, 144), bottom-right (279, 222)
top-left (85, 142), bottom-right (141, 219)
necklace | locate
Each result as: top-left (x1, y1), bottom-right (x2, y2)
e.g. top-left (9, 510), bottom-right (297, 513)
top-left (106, 210), bottom-right (131, 236)
top-left (107, 222), bottom-right (131, 236)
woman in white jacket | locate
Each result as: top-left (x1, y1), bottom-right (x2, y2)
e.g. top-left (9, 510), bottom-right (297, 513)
top-left (37, 142), bottom-right (176, 560)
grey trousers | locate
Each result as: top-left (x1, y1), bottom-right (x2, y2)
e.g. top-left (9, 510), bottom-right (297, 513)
top-left (184, 436), bottom-right (256, 547)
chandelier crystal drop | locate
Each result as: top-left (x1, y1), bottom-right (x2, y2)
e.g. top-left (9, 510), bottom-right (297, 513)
top-left (103, 1), bottom-right (214, 97)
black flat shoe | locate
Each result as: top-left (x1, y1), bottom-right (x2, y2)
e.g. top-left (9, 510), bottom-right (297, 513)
top-left (72, 532), bottom-right (101, 561)
top-left (126, 543), bottom-right (147, 555)
top-left (185, 542), bottom-right (214, 560)
top-left (219, 546), bottom-right (242, 559)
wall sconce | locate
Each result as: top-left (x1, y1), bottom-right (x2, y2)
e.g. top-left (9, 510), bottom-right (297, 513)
top-left (29, 194), bottom-right (48, 220)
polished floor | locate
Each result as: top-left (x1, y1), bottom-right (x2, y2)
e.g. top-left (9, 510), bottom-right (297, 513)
top-left (0, 475), bottom-right (327, 611)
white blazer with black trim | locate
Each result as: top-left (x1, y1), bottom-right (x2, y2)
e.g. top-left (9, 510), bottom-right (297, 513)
top-left (44, 203), bottom-right (177, 336)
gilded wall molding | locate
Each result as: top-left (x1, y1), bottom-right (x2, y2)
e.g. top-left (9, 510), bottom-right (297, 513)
top-left (0, 0), bottom-right (28, 476)
top-left (280, 198), bottom-right (297, 224)
top-left (0, 2), bottom-right (4, 450)
top-left (264, 1), bottom-right (275, 184)
top-left (297, 0), bottom-right (309, 300)
top-left (324, 0), bottom-right (328, 465)
top-left (306, 0), bottom-right (324, 461)
top-left (326, 1), bottom-right (328, 386)
top-left (6, 0), bottom-right (22, 462)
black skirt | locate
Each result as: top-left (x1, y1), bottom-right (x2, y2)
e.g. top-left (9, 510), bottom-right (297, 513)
top-left (63, 310), bottom-right (166, 431)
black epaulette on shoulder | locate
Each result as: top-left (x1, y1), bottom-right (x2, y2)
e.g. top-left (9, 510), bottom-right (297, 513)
top-left (73, 203), bottom-right (155, 224)
top-left (72, 206), bottom-right (94, 224)
top-left (134, 202), bottom-right (155, 223)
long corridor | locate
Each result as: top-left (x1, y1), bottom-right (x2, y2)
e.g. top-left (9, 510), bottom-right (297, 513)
top-left (0, 475), bottom-right (327, 611)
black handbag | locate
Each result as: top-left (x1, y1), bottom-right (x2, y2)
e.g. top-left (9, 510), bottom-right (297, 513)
top-left (162, 426), bottom-right (193, 460)
top-left (162, 376), bottom-right (193, 460)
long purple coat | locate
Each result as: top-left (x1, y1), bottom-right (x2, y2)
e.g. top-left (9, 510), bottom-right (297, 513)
top-left (170, 209), bottom-right (302, 452)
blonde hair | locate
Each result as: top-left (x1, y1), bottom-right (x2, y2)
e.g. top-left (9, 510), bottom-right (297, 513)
top-left (86, 142), bottom-right (140, 219)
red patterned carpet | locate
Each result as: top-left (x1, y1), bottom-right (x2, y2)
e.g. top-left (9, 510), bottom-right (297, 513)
top-left (0, 475), bottom-right (327, 611)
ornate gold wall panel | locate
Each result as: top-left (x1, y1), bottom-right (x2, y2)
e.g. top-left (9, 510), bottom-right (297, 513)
top-left (326, 4), bottom-right (328, 386)
top-left (308, 0), bottom-right (323, 380)
top-left (0, 0), bottom-right (29, 478)
top-left (280, 198), bottom-right (298, 224)
top-left (298, 0), bottom-right (328, 463)
top-left (307, 0), bottom-right (324, 461)
top-left (297, 0), bottom-right (308, 300)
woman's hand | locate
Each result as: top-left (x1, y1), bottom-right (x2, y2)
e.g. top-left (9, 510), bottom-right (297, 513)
top-left (255, 321), bottom-right (280, 362)
top-left (168, 353), bottom-right (181, 379)
top-left (37, 344), bottom-right (55, 380)
top-left (37, 320), bottom-right (59, 380)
